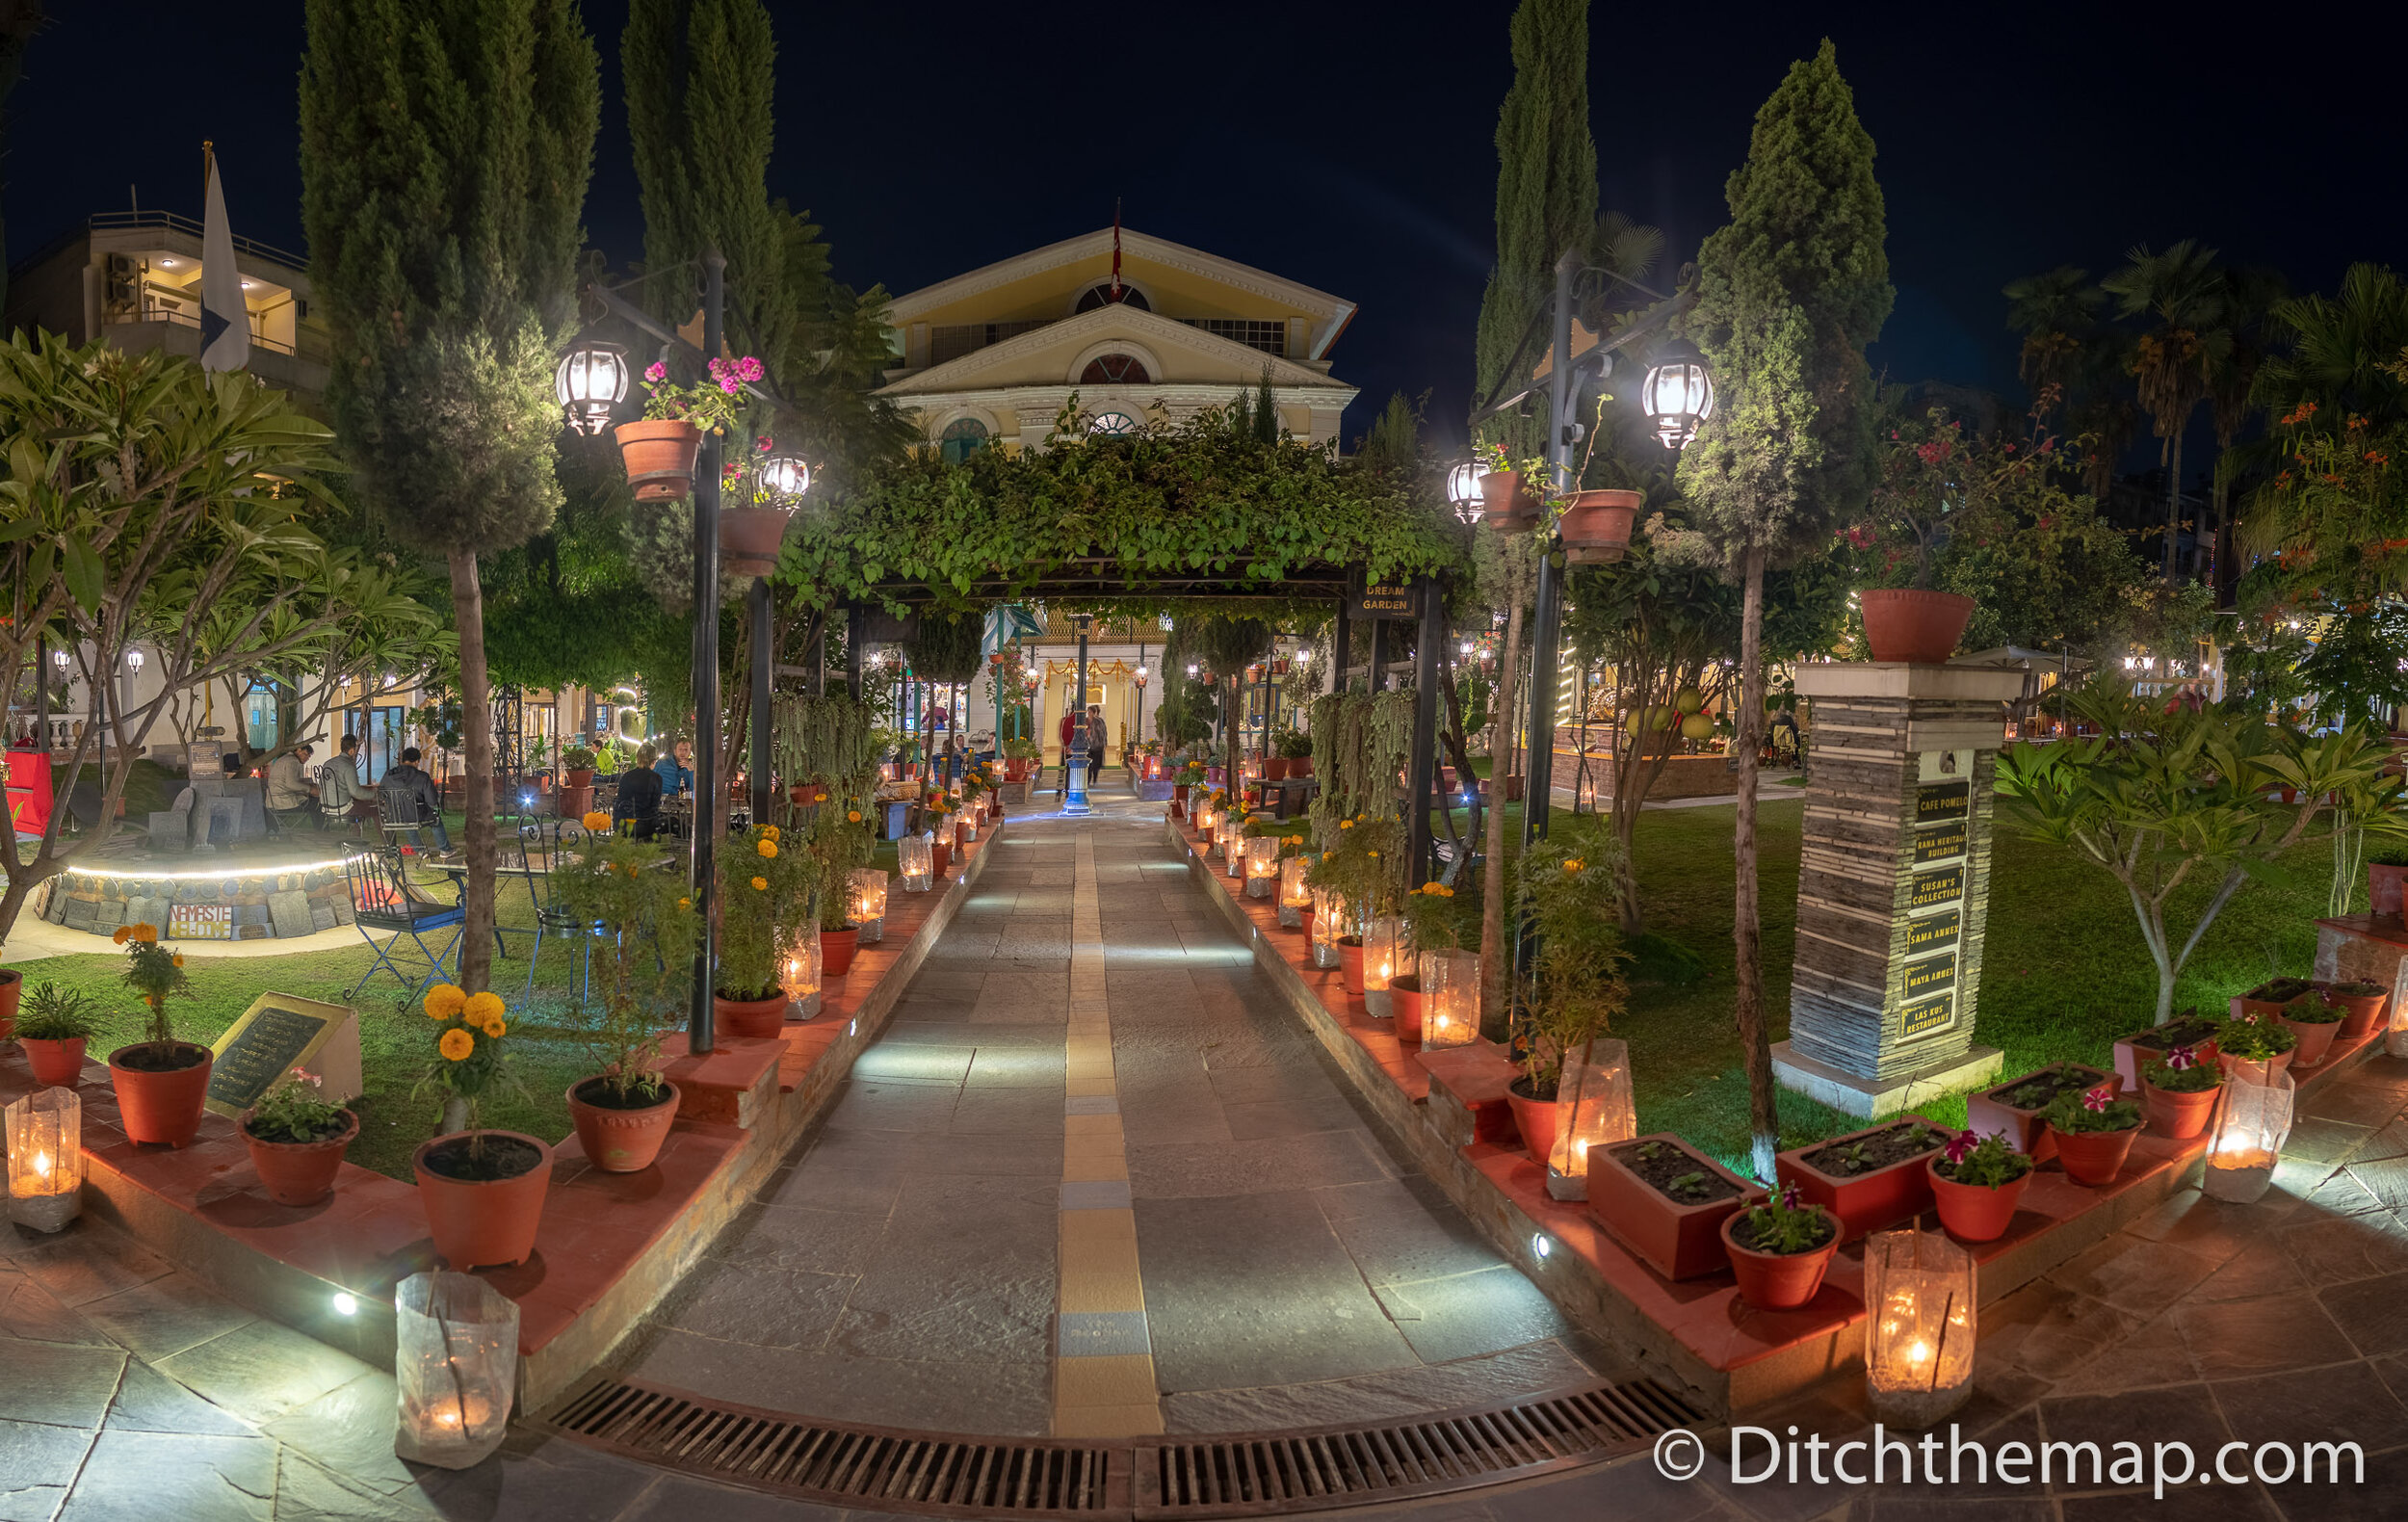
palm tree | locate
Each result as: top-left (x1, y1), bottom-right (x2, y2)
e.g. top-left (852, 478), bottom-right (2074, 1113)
top-left (2003, 265), bottom-right (2104, 406)
top-left (2204, 268), bottom-right (2287, 602)
top-left (2249, 263), bottom-right (2408, 430)
top-left (2102, 241), bottom-right (2230, 581)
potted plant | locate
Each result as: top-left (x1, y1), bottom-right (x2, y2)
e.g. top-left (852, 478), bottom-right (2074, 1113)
top-left (720, 429), bottom-right (800, 577)
top-left (410, 984), bottom-right (548, 1271)
top-left (1966, 1060), bottom-right (2118, 1163)
top-left (1262, 730), bottom-right (1295, 783)
top-left (810, 790), bottom-right (875, 980)
top-left (2318, 980), bottom-right (2390, 1043)
top-left (2140, 1044), bottom-right (2223, 1139)
top-left (557, 830), bottom-right (696, 1172)
top-left (2369, 845), bottom-right (2408, 920)
top-left (1926, 1129), bottom-right (2033, 1243)
top-left (558, 745), bottom-right (599, 789)
top-left (242, 1068), bottom-right (358, 1206)
top-left (1505, 845), bottom-right (1628, 1160)
top-left (714, 823), bottom-right (811, 1037)
top-left (1719, 1185), bottom-right (1840, 1311)
top-left (615, 354), bottom-right (749, 501)
top-left (1397, 875), bottom-right (1474, 1043)
top-left (1557, 487), bottom-right (1641, 564)
top-left (1477, 445), bottom-right (1542, 531)
top-left (0, 964), bottom-right (18, 1037)
top-left (13, 982), bottom-right (95, 1087)
top-left (1278, 727), bottom-right (1315, 778)
top-left (2278, 992), bottom-right (2345, 1069)
top-left (106, 924), bottom-right (210, 1147)
top-left (2212, 1010), bottom-right (2297, 1080)
top-left (1851, 409), bottom-right (1982, 663)
top-left (1775, 1117), bottom-right (1952, 1242)
top-left (2110, 1012), bottom-right (2222, 1092)
top-left (2235, 974), bottom-right (2317, 1021)
top-left (1587, 1134), bottom-right (1758, 1281)
top-left (2043, 1084), bottom-right (2145, 1186)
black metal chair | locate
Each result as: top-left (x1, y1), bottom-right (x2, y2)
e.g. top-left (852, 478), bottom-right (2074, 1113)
top-left (521, 822), bottom-right (610, 1001)
top-left (341, 843), bottom-right (465, 1002)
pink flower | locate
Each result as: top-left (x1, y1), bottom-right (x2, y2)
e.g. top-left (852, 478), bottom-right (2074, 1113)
top-left (1944, 1129), bottom-right (1977, 1165)
top-left (719, 376), bottom-right (741, 395)
top-left (1778, 1183), bottom-right (1802, 1211)
top-left (756, 434), bottom-right (773, 453)
top-left (2082, 1087), bottom-right (2110, 1113)
top-left (738, 355), bottom-right (764, 382)
top-left (2165, 1044), bottom-right (2197, 1071)
top-left (644, 360), bottom-right (667, 382)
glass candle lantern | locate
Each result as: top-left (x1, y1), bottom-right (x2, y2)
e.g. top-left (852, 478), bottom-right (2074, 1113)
top-left (783, 934), bottom-right (824, 1021)
top-left (1220, 822), bottom-right (1243, 874)
top-left (958, 807), bottom-right (980, 844)
top-left (1862, 1228), bottom-right (1976, 1430)
top-left (898, 832), bottom-right (934, 892)
top-left (2389, 991), bottom-right (2408, 1060)
top-left (1361, 914), bottom-right (1410, 1019)
top-left (5, 1087), bottom-right (82, 1233)
top-left (2205, 1067), bottom-right (2294, 1203)
top-left (1545, 1038), bottom-right (1636, 1200)
top-left (932, 813), bottom-right (956, 850)
top-left (1194, 800), bottom-right (1217, 839)
top-left (1277, 857), bottom-right (1312, 928)
top-left (848, 867), bottom-right (889, 944)
top-left (1245, 836), bottom-right (1280, 897)
top-left (1420, 949), bottom-right (1480, 1049)
top-left (1311, 887), bottom-right (1353, 970)
top-left (395, 1271), bottom-right (520, 1469)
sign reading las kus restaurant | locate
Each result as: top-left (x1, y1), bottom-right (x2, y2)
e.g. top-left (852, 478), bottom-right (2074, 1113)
top-left (1898, 753), bottom-right (1974, 1044)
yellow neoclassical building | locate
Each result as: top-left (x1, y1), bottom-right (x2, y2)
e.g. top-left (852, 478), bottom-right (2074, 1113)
top-left (877, 226), bottom-right (1360, 455)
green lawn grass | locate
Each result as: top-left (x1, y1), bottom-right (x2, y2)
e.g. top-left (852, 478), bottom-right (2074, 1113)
top-left (12, 825), bottom-right (907, 1180)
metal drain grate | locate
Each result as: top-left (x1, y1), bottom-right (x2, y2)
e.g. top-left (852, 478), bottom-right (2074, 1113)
top-left (1132, 1380), bottom-right (1703, 1518)
top-left (534, 1375), bottom-right (1699, 1518)
top-left (537, 1378), bottom-right (1121, 1514)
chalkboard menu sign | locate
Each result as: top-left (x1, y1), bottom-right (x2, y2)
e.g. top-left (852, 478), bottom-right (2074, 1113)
top-left (1346, 567), bottom-right (1420, 622)
top-left (204, 994), bottom-right (353, 1118)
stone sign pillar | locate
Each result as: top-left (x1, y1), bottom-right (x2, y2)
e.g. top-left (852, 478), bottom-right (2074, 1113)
top-left (1774, 663), bottom-right (2028, 1117)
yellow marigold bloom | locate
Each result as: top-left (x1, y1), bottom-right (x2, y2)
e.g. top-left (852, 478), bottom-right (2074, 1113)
top-left (1368, 850), bottom-right (1380, 858)
top-left (424, 984), bottom-right (468, 1019)
top-left (1339, 820), bottom-right (1353, 829)
top-left (482, 1017), bottom-right (508, 1039)
top-left (135, 924), bottom-right (158, 943)
top-left (751, 876), bottom-right (769, 891)
top-left (757, 839), bottom-right (778, 858)
top-left (171, 954), bottom-right (185, 967)
top-left (582, 811), bottom-right (612, 831)
top-left (1563, 858), bottom-right (1584, 873)
top-left (678, 897), bottom-right (692, 909)
top-left (464, 991), bottom-right (506, 1026)
top-left (113, 927), bottom-right (131, 945)
top-left (438, 1028), bottom-right (475, 1062)
top-left (847, 810), bottom-right (862, 823)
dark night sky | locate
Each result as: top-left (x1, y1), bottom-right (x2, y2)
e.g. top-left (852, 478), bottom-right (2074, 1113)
top-left (10, 2), bottom-right (2402, 460)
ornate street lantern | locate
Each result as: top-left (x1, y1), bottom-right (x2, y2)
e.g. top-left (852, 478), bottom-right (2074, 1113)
top-left (554, 341), bottom-right (630, 436)
top-left (5, 1088), bottom-right (82, 1233)
top-left (1159, 612), bottom-right (1175, 633)
top-left (1640, 342), bottom-right (1714, 451)
top-left (759, 452), bottom-right (813, 502)
top-left (2205, 1068), bottom-right (2293, 1203)
top-left (1863, 1229), bottom-right (1976, 1429)
top-left (1546, 1038), bottom-right (1636, 1200)
top-left (1445, 460), bottom-right (1485, 525)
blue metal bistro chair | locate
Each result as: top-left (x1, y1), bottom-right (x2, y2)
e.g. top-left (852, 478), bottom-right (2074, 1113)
top-left (341, 843), bottom-right (465, 1002)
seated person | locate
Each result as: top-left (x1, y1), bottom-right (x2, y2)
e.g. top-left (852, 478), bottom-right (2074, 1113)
top-left (320, 734), bottom-right (380, 825)
top-left (266, 744), bottom-right (318, 832)
top-left (613, 743), bottom-right (665, 840)
top-left (653, 737), bottom-right (695, 797)
top-left (377, 748), bottom-right (453, 853)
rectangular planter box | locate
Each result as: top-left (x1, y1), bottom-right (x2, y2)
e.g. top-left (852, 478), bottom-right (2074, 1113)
top-left (2111, 1015), bottom-right (2222, 1093)
top-left (1966, 1061), bottom-right (2119, 1164)
top-left (1586, 1134), bottom-right (1762, 1281)
top-left (1774, 1116), bottom-right (1950, 1243)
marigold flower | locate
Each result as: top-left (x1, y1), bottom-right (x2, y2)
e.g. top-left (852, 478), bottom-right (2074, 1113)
top-left (424, 984), bottom-right (468, 1019)
top-left (679, 897), bottom-right (691, 909)
top-left (135, 924), bottom-right (158, 942)
top-left (582, 811), bottom-right (612, 831)
top-left (438, 1028), bottom-right (475, 1062)
top-left (848, 810), bottom-right (862, 823)
top-left (464, 991), bottom-right (505, 1027)
top-left (171, 955), bottom-right (184, 968)
top-left (757, 839), bottom-right (778, 858)
top-left (482, 1017), bottom-right (508, 1040)
top-left (113, 927), bottom-right (131, 945)
top-left (752, 876), bottom-right (769, 891)
top-left (761, 825), bottom-right (779, 841)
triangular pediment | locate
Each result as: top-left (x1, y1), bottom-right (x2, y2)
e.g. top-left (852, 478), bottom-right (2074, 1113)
top-left (877, 304), bottom-right (1348, 397)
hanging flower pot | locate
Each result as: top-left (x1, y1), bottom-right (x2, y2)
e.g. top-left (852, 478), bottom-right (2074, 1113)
top-left (820, 926), bottom-right (860, 979)
top-left (720, 505), bottom-right (792, 578)
top-left (107, 1042), bottom-right (213, 1148)
top-left (243, 1108), bottom-right (359, 1207)
top-left (566, 1079), bottom-right (681, 1174)
top-left (413, 1131), bottom-right (552, 1271)
top-left (714, 989), bottom-right (791, 1039)
top-left (1479, 469), bottom-right (1540, 530)
top-left (1557, 489), bottom-right (1641, 564)
top-left (1858, 589), bottom-right (1976, 664)
top-left (615, 420), bottom-right (703, 502)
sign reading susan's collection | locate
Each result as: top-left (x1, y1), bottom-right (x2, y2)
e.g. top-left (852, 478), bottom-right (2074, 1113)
top-left (1898, 750), bottom-right (1973, 1045)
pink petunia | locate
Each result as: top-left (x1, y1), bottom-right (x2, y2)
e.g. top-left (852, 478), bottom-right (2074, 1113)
top-left (739, 355), bottom-right (764, 381)
top-left (1944, 1129), bottom-right (1977, 1165)
top-left (2082, 1087), bottom-right (2110, 1112)
top-left (2165, 1044), bottom-right (2197, 1071)
top-left (645, 360), bottom-right (667, 382)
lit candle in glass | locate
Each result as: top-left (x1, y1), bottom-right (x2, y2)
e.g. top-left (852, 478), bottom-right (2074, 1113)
top-left (898, 832), bottom-right (934, 892)
top-left (1244, 836), bottom-right (1280, 897)
top-left (5, 1088), bottom-right (81, 1233)
top-left (1362, 914), bottom-right (1409, 1020)
top-left (784, 934), bottom-right (824, 1020)
top-left (849, 867), bottom-right (889, 944)
top-left (1862, 1228), bottom-right (1975, 1428)
top-left (2205, 1067), bottom-right (2293, 1203)
top-left (395, 1271), bottom-right (519, 1469)
top-left (1545, 1037), bottom-right (1636, 1200)
top-left (1310, 887), bottom-right (1353, 971)
top-left (1419, 949), bottom-right (1479, 1049)
top-left (1277, 856), bottom-right (1311, 928)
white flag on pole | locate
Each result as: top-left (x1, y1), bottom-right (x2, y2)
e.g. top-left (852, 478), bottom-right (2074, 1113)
top-left (198, 145), bottom-right (250, 373)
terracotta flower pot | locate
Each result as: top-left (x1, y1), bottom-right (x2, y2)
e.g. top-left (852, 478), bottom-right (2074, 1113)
top-left (2050, 1122), bottom-right (2141, 1187)
top-left (2110, 1016), bottom-right (2221, 1092)
top-left (562, 768), bottom-right (597, 788)
top-left (1719, 1210), bottom-right (1839, 1312)
top-left (931, 841), bottom-right (952, 880)
top-left (2370, 861), bottom-right (2408, 920)
top-left (1858, 589), bottom-right (1976, 665)
top-left (1290, 757), bottom-right (1314, 778)
top-left (566, 1078), bottom-right (681, 1174)
top-left (820, 926), bottom-right (860, 979)
top-left (0, 967), bottom-right (18, 1038)
top-left (714, 990), bottom-right (792, 1039)
top-left (2319, 983), bottom-right (2390, 1042)
top-left (1558, 488), bottom-right (1640, 564)
top-left (2214, 1047), bottom-right (2291, 1083)
top-left (2141, 1077), bottom-right (2221, 1139)
top-left (20, 1037), bottom-right (87, 1087)
top-left (2280, 1010), bottom-right (2343, 1068)
top-left (1505, 1080), bottom-right (1559, 1164)
top-left (1479, 469), bottom-right (1541, 530)
top-left (107, 1042), bottom-right (214, 1148)
top-left (1965, 1062), bottom-right (2118, 1165)
top-left (1388, 975), bottom-right (1424, 1042)
top-left (720, 505), bottom-right (792, 578)
top-left (1262, 757), bottom-right (1290, 782)
top-left (1926, 1155), bottom-right (2032, 1244)
top-left (615, 419), bottom-right (703, 501)
top-left (1587, 1134), bottom-right (1760, 1281)
top-left (243, 1109), bottom-right (359, 1206)
top-left (1339, 935), bottom-right (1367, 996)
top-left (1775, 1116), bottom-right (1949, 1242)
top-left (1296, 907), bottom-right (1316, 940)
top-left (412, 1131), bottom-right (553, 1271)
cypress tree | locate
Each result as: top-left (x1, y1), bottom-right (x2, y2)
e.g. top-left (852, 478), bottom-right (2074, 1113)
top-left (1678, 39), bottom-right (1893, 1178)
top-left (1252, 366), bottom-right (1279, 444)
top-left (1472, 0), bottom-right (1596, 464)
top-left (301, 0), bottom-right (601, 993)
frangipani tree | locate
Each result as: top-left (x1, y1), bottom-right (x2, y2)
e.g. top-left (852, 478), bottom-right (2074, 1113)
top-left (1996, 677), bottom-right (2403, 1024)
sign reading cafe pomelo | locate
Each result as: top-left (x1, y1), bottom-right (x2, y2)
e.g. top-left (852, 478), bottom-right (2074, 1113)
top-left (1772, 662), bottom-right (2028, 1118)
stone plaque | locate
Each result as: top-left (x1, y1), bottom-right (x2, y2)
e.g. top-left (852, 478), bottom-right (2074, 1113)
top-left (1913, 819), bottom-right (1968, 864)
top-left (1905, 908), bottom-right (1961, 957)
top-left (204, 993), bottom-right (362, 1118)
top-left (1902, 953), bottom-right (1956, 1001)
top-left (1909, 864), bottom-right (1964, 911)
top-left (1899, 992), bottom-right (1956, 1041)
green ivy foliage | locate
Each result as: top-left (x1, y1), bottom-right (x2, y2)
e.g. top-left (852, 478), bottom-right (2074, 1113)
top-left (777, 410), bottom-right (1467, 614)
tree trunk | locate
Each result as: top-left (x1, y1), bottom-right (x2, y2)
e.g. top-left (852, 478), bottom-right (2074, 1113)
top-left (2162, 431), bottom-right (2184, 582)
top-left (1478, 597), bottom-right (1527, 1037)
top-left (447, 550), bottom-right (497, 994)
top-left (1732, 546), bottom-right (1779, 1181)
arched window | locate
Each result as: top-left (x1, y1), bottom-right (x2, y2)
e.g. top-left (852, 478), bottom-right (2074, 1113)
top-left (938, 416), bottom-right (987, 464)
top-left (1086, 410), bottom-right (1139, 437)
top-left (1079, 354), bottom-right (1151, 385)
top-left (1075, 282), bottom-right (1150, 313)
